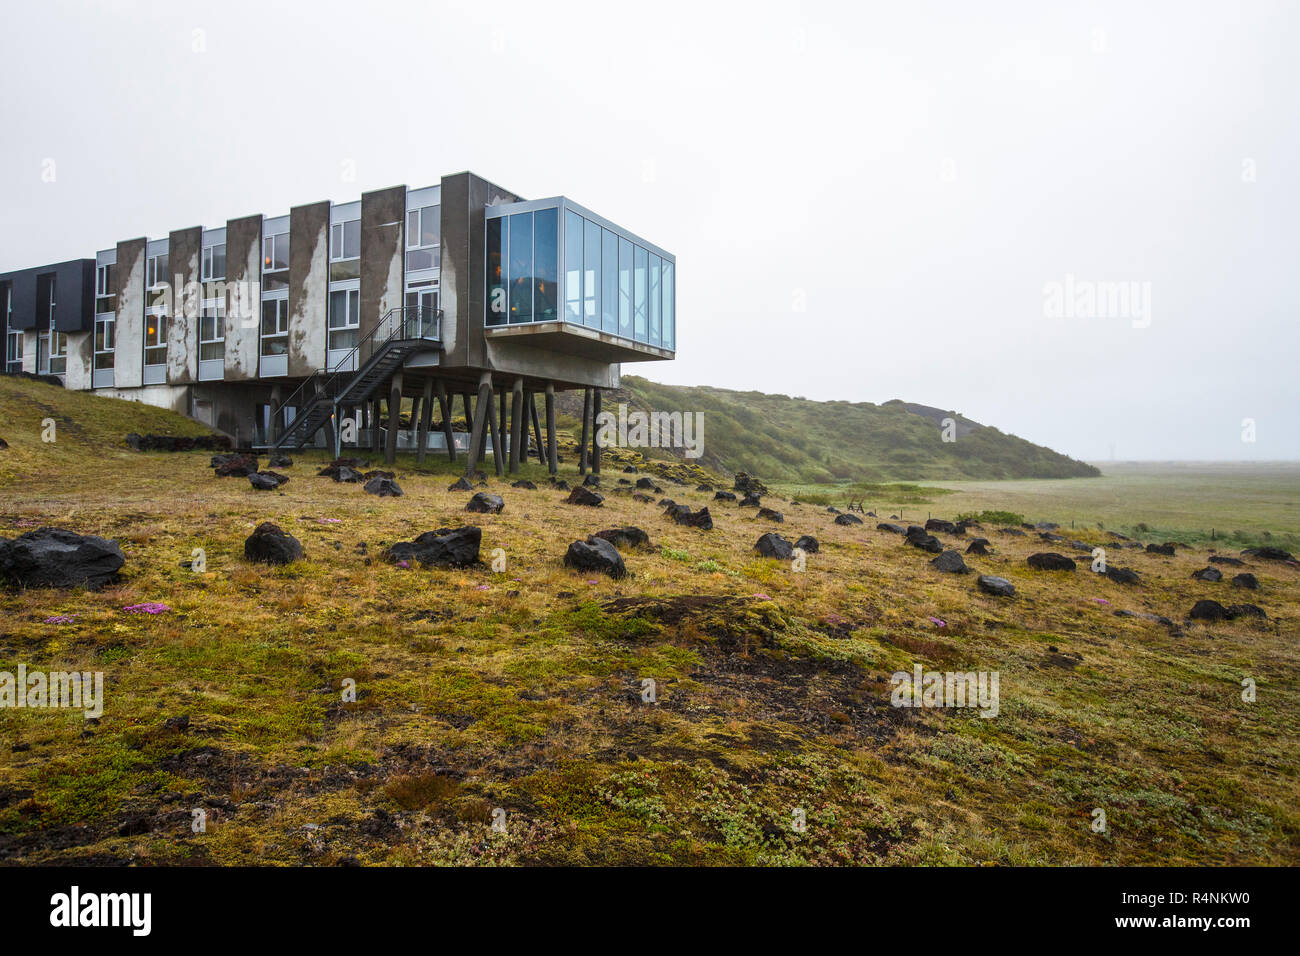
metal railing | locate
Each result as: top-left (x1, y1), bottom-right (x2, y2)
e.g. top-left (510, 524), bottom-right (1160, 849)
top-left (268, 306), bottom-right (441, 444)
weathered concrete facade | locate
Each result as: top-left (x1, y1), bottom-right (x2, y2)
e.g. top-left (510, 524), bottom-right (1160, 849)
top-left (224, 215), bottom-right (261, 381)
top-left (359, 185), bottom-right (405, 350)
top-left (287, 201), bottom-right (328, 378)
top-left (113, 238), bottom-right (146, 389)
top-left (167, 225), bottom-right (202, 385)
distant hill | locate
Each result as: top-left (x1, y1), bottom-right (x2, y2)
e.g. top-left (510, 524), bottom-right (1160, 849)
top-left (557, 376), bottom-right (1099, 483)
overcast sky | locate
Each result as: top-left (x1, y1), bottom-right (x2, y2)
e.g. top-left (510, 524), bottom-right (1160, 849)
top-left (1, 0), bottom-right (1295, 462)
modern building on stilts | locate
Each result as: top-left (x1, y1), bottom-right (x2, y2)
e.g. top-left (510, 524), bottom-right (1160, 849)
top-left (0, 171), bottom-right (676, 476)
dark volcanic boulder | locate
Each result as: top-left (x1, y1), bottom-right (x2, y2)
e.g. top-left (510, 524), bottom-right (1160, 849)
top-left (0, 528), bottom-right (125, 589)
top-left (566, 486), bottom-right (604, 507)
top-left (733, 473), bottom-right (767, 496)
top-left (1189, 599), bottom-right (1228, 621)
top-left (794, 535), bottom-right (819, 554)
top-left (1242, 547), bottom-right (1293, 562)
top-left (673, 507), bottom-right (714, 530)
top-left (215, 454), bottom-right (259, 477)
top-left (739, 493), bottom-right (762, 508)
top-left (977, 575), bottom-right (1015, 597)
top-left (1104, 566), bottom-right (1141, 585)
top-left (755, 532), bottom-right (794, 559)
top-left (448, 476), bottom-right (474, 491)
top-left (925, 518), bottom-right (958, 535)
top-left (362, 470), bottom-right (395, 481)
top-left (385, 526), bottom-right (481, 567)
top-left (511, 480), bottom-right (537, 490)
top-left (877, 523), bottom-right (907, 535)
top-left (1027, 552), bottom-right (1076, 571)
top-left (1191, 567), bottom-right (1222, 582)
top-left (249, 471), bottom-right (289, 490)
top-left (623, 465), bottom-right (637, 473)
top-left (1146, 543), bottom-right (1175, 556)
top-left (905, 527), bottom-right (943, 554)
top-left (563, 536), bottom-right (628, 578)
top-left (998, 527), bottom-right (1027, 537)
top-left (317, 460), bottom-right (366, 481)
top-left (714, 491), bottom-right (737, 502)
top-left (757, 507), bottom-right (784, 523)
top-left (1232, 573), bottom-right (1259, 589)
top-left (551, 478), bottom-right (570, 491)
top-left (695, 484), bottom-right (714, 492)
top-left (466, 492), bottom-right (504, 514)
top-left (1227, 603), bottom-right (1267, 620)
top-left (334, 466), bottom-right (365, 483)
top-left (582, 473), bottom-right (601, 488)
top-left (1209, 555), bottom-right (1245, 567)
top-left (593, 527), bottom-right (651, 550)
top-left (966, 539), bottom-right (991, 555)
top-left (632, 493), bottom-right (655, 503)
top-left (931, 550), bottom-right (969, 573)
top-left (834, 513), bottom-right (863, 526)
top-left (635, 476), bottom-right (656, 489)
top-left (267, 455), bottom-right (293, 469)
top-left (365, 476), bottom-right (404, 497)
top-left (244, 522), bottom-right (304, 566)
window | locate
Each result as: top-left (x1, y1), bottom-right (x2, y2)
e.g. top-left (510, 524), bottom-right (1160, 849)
top-left (583, 218), bottom-right (601, 328)
top-left (508, 212), bottom-right (533, 324)
top-left (146, 253), bottom-right (170, 289)
top-left (564, 210), bottom-right (582, 324)
top-left (95, 263), bottom-right (115, 314)
top-left (200, 301), bottom-right (225, 361)
top-left (618, 237), bottom-right (632, 338)
top-left (649, 254), bottom-right (661, 347)
top-left (330, 220), bottom-right (360, 280)
top-left (486, 217), bottom-right (505, 327)
top-left (260, 299), bottom-right (289, 355)
top-left (144, 311), bottom-right (168, 366)
top-left (94, 315), bottom-right (115, 370)
top-left (328, 289), bottom-right (360, 353)
top-left (201, 244), bottom-right (226, 281)
top-left (5, 328), bottom-right (21, 373)
top-left (404, 282), bottom-right (439, 337)
top-left (633, 245), bottom-right (648, 342)
top-left (405, 205), bottom-right (440, 271)
top-left (535, 207), bottom-right (558, 322)
top-left (662, 261), bottom-right (674, 350)
top-left (601, 228), bottom-right (618, 333)
top-left (263, 232), bottom-right (289, 291)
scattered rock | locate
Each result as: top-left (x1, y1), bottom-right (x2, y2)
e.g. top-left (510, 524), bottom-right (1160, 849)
top-left (925, 518), bottom-right (958, 534)
top-left (1242, 546), bottom-right (1293, 562)
top-left (714, 491), bottom-right (737, 502)
top-left (794, 535), bottom-right (819, 553)
top-left (739, 493), bottom-right (762, 508)
top-left (466, 492), bottom-right (504, 514)
top-left (757, 507), bottom-right (784, 522)
top-left (563, 537), bottom-right (628, 578)
top-left (835, 513), bottom-right (863, 526)
top-left (593, 527), bottom-right (651, 550)
top-left (977, 575), bottom-right (1015, 597)
top-left (635, 476), bottom-right (657, 489)
top-left (385, 527), bottom-right (481, 567)
top-left (733, 473), bottom-right (767, 497)
top-left (877, 522), bottom-right (906, 535)
top-left (931, 550), bottom-right (969, 573)
top-left (552, 478), bottom-right (570, 490)
top-left (248, 471), bottom-right (289, 490)
top-left (755, 532), bottom-right (793, 559)
top-left (582, 473), bottom-right (601, 488)
top-left (566, 486), bottom-right (604, 507)
top-left (1146, 543), bottom-right (1175, 556)
top-left (1209, 555), bottom-right (1245, 567)
top-left (1188, 599), bottom-right (1228, 621)
top-left (966, 539), bottom-right (991, 555)
top-left (511, 480), bottom-right (537, 490)
top-left (998, 527), bottom-right (1027, 537)
top-left (267, 455), bottom-right (293, 469)
top-left (129, 433), bottom-right (232, 453)
top-left (1104, 566), bottom-right (1140, 585)
top-left (243, 522), bottom-right (304, 566)
top-left (905, 526), bottom-right (943, 554)
top-left (1232, 573), bottom-right (1259, 589)
top-left (365, 476), bottom-right (404, 497)
top-left (214, 454), bottom-right (259, 477)
top-left (1027, 552), bottom-right (1076, 571)
top-left (672, 507), bottom-right (714, 530)
top-left (695, 484), bottom-right (714, 492)
top-left (448, 476), bottom-right (474, 491)
top-left (0, 528), bottom-right (125, 589)
top-left (1227, 603), bottom-right (1267, 620)
top-left (1191, 567), bottom-right (1222, 582)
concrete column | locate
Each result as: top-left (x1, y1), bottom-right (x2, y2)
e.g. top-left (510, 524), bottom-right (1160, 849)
top-left (486, 383), bottom-right (505, 477)
top-left (508, 377), bottom-right (524, 474)
top-left (579, 388), bottom-right (592, 474)
top-left (370, 399), bottom-right (382, 453)
top-left (529, 397), bottom-right (544, 463)
top-left (465, 373), bottom-right (491, 477)
top-left (591, 389), bottom-right (602, 474)
top-left (436, 379), bottom-right (456, 462)
top-left (544, 382), bottom-right (557, 474)
top-left (385, 371), bottom-right (404, 465)
top-left (416, 378), bottom-right (434, 464)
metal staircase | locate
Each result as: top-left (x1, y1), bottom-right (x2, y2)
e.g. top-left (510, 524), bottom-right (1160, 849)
top-left (269, 306), bottom-right (441, 451)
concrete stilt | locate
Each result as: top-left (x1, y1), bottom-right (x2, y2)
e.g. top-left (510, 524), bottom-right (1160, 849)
top-left (416, 379), bottom-right (434, 464)
top-left (466, 374), bottom-right (491, 477)
top-left (486, 384), bottom-right (505, 477)
top-left (591, 388), bottom-right (602, 474)
top-left (508, 377), bottom-right (524, 474)
top-left (437, 380), bottom-right (456, 462)
top-left (544, 382), bottom-right (558, 474)
top-left (579, 388), bottom-right (592, 474)
top-left (384, 371), bottom-right (403, 465)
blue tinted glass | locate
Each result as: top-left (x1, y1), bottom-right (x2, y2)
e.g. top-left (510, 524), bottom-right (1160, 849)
top-left (509, 212), bottom-right (533, 323)
top-left (662, 261), bottom-right (674, 348)
top-left (564, 210), bottom-right (582, 323)
top-left (535, 207), bottom-right (558, 321)
top-left (633, 245), bottom-right (648, 342)
top-left (649, 254), bottom-right (661, 347)
top-left (584, 219), bottom-right (601, 328)
top-left (486, 217), bottom-right (506, 326)
top-left (601, 229), bottom-right (618, 333)
top-left (618, 237), bottom-right (632, 338)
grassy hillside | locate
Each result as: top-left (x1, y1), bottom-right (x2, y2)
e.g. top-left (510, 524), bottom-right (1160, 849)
top-left (1, 382), bottom-right (1296, 866)
top-left (556, 376), bottom-right (1099, 483)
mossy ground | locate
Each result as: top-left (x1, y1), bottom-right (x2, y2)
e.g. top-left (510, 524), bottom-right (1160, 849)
top-left (0, 377), bottom-right (1297, 865)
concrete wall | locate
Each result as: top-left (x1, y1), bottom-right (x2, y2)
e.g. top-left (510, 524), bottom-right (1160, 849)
top-left (167, 225), bottom-right (202, 385)
top-left (224, 215), bottom-right (261, 381)
top-left (288, 201), bottom-right (329, 378)
top-left (113, 238), bottom-right (146, 388)
top-left (95, 383), bottom-right (190, 415)
top-left (21, 332), bottom-right (36, 373)
top-left (359, 185), bottom-right (405, 351)
top-left (65, 330), bottom-right (93, 390)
